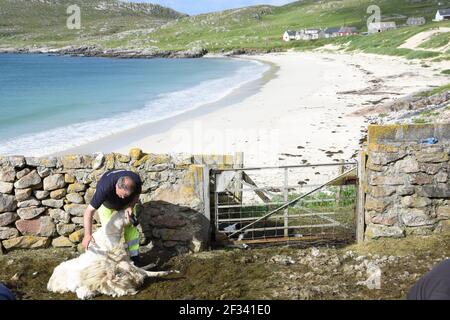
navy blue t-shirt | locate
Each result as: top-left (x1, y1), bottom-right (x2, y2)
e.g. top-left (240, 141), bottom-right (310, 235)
top-left (407, 259), bottom-right (450, 300)
top-left (90, 170), bottom-right (142, 210)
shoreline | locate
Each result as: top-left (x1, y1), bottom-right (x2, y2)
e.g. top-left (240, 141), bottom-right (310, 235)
top-left (51, 57), bottom-right (279, 157)
top-left (12, 50), bottom-right (450, 170)
top-left (106, 51), bottom-right (449, 167)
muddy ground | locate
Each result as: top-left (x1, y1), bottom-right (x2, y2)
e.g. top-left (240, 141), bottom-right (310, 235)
top-left (1, 233), bottom-right (449, 300)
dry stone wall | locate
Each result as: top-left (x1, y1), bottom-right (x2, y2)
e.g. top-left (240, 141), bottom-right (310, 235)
top-left (0, 149), bottom-right (238, 258)
top-left (363, 124), bottom-right (450, 239)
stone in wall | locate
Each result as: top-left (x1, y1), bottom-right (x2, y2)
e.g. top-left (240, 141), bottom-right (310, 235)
top-left (50, 188), bottom-right (66, 200)
top-left (3, 156), bottom-right (26, 169)
top-left (0, 182), bottom-right (14, 194)
top-left (34, 190), bottom-right (49, 200)
top-left (14, 170), bottom-right (41, 189)
top-left (49, 209), bottom-right (71, 224)
top-left (43, 174), bottom-right (65, 191)
top-left (15, 216), bottom-right (55, 237)
top-left (0, 166), bottom-right (16, 182)
top-left (15, 188), bottom-right (32, 202)
top-left (0, 212), bottom-right (19, 227)
top-left (25, 157), bottom-right (57, 168)
top-left (16, 168), bottom-right (31, 179)
top-left (365, 224), bottom-right (405, 239)
top-left (18, 198), bottom-right (40, 208)
top-left (66, 193), bottom-right (84, 204)
top-left (399, 208), bottom-right (435, 227)
top-left (61, 155), bottom-right (93, 169)
top-left (0, 194), bottom-right (17, 213)
top-left (42, 199), bottom-right (64, 209)
top-left (17, 207), bottom-right (46, 220)
top-left (52, 236), bottom-right (75, 248)
top-left (2, 236), bottom-right (51, 250)
top-left (56, 223), bottom-right (77, 236)
top-left (64, 204), bottom-right (88, 217)
top-left (0, 227), bottom-right (19, 240)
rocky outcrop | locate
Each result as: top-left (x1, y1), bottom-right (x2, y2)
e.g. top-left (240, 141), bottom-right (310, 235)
top-left (0, 46), bottom-right (209, 59)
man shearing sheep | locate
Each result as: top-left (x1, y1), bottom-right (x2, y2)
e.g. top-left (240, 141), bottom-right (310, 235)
top-left (82, 169), bottom-right (142, 264)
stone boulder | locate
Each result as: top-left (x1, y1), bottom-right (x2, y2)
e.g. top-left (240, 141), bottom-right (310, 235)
top-left (17, 207), bottom-right (46, 220)
top-left (42, 199), bottom-right (64, 209)
top-left (18, 198), bottom-right (41, 208)
top-left (15, 188), bottom-right (33, 202)
top-left (34, 190), bottom-right (50, 200)
top-left (25, 156), bottom-right (57, 168)
top-left (0, 166), bottom-right (16, 182)
top-left (16, 168), bottom-right (31, 179)
top-left (0, 212), bottom-right (19, 227)
top-left (365, 224), bottom-right (405, 239)
top-left (14, 170), bottom-right (41, 189)
top-left (0, 227), bottom-right (19, 240)
top-left (61, 155), bottom-right (92, 169)
top-left (2, 236), bottom-right (51, 250)
top-left (52, 236), bottom-right (75, 248)
top-left (400, 208), bottom-right (435, 227)
top-left (43, 174), bottom-right (65, 191)
top-left (49, 209), bottom-right (71, 224)
top-left (0, 194), bottom-right (17, 213)
top-left (64, 204), bottom-right (88, 217)
top-left (50, 188), bottom-right (66, 200)
top-left (15, 216), bottom-right (56, 237)
top-left (5, 156), bottom-right (26, 169)
top-left (0, 182), bottom-right (13, 194)
top-left (66, 193), bottom-right (84, 204)
top-left (56, 223), bottom-right (76, 236)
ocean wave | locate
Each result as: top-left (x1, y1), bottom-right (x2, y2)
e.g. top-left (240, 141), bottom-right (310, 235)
top-left (0, 59), bottom-right (269, 156)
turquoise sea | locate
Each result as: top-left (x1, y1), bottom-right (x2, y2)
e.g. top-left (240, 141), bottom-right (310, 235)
top-left (0, 54), bottom-right (267, 156)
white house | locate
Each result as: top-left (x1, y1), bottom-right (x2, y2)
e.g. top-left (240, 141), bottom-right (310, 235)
top-left (296, 28), bottom-right (325, 40)
top-left (283, 30), bottom-right (297, 42)
top-left (368, 22), bottom-right (397, 34)
top-left (435, 9), bottom-right (450, 21)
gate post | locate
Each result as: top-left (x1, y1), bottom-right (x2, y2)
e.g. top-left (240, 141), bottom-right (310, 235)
top-left (202, 165), bottom-right (211, 222)
top-left (356, 148), bottom-right (367, 244)
top-left (284, 167), bottom-right (289, 237)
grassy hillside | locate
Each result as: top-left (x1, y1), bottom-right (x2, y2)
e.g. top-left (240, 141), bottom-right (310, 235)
top-left (0, 0), bottom-right (185, 47)
top-left (0, 0), bottom-right (449, 60)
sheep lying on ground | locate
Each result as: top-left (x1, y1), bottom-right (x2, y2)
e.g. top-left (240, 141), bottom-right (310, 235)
top-left (47, 210), bottom-right (178, 299)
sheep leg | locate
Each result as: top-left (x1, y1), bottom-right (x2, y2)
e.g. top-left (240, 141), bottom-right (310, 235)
top-left (143, 270), bottom-right (180, 277)
top-left (140, 263), bottom-right (157, 271)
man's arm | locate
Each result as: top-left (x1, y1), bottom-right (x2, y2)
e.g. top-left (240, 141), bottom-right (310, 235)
top-left (81, 204), bottom-right (96, 250)
top-left (125, 194), bottom-right (140, 216)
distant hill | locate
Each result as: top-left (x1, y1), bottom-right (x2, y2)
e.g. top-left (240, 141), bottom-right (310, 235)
top-left (0, 0), bottom-right (449, 60)
top-left (0, 0), bottom-right (185, 46)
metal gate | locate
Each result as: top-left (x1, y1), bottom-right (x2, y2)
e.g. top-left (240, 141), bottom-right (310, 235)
top-left (212, 162), bottom-right (358, 245)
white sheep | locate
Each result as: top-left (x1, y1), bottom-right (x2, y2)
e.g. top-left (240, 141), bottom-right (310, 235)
top-left (47, 210), bottom-right (178, 299)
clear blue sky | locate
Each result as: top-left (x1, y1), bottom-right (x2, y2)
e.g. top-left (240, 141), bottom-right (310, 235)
top-left (126, 0), bottom-right (297, 15)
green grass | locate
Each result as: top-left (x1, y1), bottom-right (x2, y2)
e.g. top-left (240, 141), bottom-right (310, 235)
top-left (417, 83), bottom-right (450, 97)
top-left (442, 69), bottom-right (450, 75)
top-left (420, 110), bottom-right (440, 117)
top-left (1, 0), bottom-right (450, 61)
top-left (419, 32), bottom-right (450, 49)
top-left (412, 118), bottom-right (428, 124)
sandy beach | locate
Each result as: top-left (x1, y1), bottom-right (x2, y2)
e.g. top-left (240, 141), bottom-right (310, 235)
top-left (64, 51), bottom-right (449, 169)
